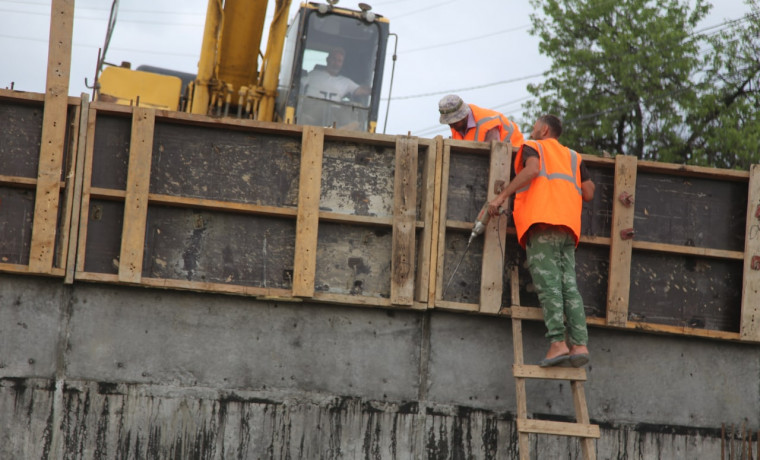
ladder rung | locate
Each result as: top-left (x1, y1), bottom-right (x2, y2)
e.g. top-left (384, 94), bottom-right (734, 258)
top-left (513, 364), bottom-right (588, 381)
top-left (517, 418), bottom-right (600, 438)
top-left (505, 305), bottom-right (544, 320)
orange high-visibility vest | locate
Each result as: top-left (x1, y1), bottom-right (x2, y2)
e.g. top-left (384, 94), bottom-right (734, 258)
top-left (512, 138), bottom-right (583, 248)
top-left (450, 104), bottom-right (524, 147)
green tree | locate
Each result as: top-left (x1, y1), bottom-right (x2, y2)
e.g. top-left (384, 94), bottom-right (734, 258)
top-left (683, 1), bottom-right (760, 168)
top-left (525, 0), bottom-right (759, 168)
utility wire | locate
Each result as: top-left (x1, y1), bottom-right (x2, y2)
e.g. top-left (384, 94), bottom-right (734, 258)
top-left (389, 73), bottom-right (544, 101)
top-left (403, 24), bottom-right (530, 54)
top-left (0, 0), bottom-right (205, 15)
top-left (392, 0), bottom-right (460, 20)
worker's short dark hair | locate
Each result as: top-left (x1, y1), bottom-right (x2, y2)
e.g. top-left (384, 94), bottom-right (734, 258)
top-left (538, 114), bottom-right (563, 138)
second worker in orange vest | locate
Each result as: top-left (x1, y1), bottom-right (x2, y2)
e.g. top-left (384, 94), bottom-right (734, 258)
top-left (438, 94), bottom-right (525, 147)
top-left (488, 114), bottom-right (595, 368)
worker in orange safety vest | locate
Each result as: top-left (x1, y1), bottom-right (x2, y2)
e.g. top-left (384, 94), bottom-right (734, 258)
top-left (438, 94), bottom-right (524, 147)
top-left (488, 114), bottom-right (595, 369)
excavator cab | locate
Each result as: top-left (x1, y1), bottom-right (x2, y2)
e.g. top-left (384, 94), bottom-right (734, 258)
top-left (275, 3), bottom-right (389, 132)
top-left (93, 1), bottom-right (389, 133)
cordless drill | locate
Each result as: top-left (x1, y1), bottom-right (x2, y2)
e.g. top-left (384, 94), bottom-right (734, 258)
top-left (469, 201), bottom-right (505, 244)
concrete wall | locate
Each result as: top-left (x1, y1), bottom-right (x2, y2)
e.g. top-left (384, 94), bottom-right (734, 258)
top-left (0, 272), bottom-right (758, 458)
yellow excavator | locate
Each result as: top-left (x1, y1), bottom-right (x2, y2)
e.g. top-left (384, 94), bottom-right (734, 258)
top-left (95, 0), bottom-right (392, 132)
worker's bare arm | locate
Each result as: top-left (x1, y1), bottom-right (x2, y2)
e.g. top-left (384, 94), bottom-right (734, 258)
top-left (488, 156), bottom-right (540, 216)
top-left (581, 180), bottom-right (595, 202)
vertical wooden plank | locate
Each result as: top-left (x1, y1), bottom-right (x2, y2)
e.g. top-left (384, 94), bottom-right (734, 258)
top-left (480, 141), bottom-right (511, 313)
top-left (118, 107), bottom-right (155, 283)
top-left (607, 155), bottom-right (637, 327)
top-left (414, 139), bottom-right (438, 303)
top-left (292, 126), bottom-right (324, 297)
top-left (510, 266), bottom-right (531, 460)
top-left (64, 95), bottom-right (90, 284)
top-left (75, 106), bottom-right (99, 275)
top-left (391, 135), bottom-right (418, 306)
top-left (434, 141), bottom-right (452, 302)
top-left (741, 164), bottom-right (760, 342)
top-left (572, 381), bottom-right (597, 460)
top-left (424, 136), bottom-right (444, 307)
top-left (56, 100), bottom-right (79, 278)
top-left (28, 0), bottom-right (75, 274)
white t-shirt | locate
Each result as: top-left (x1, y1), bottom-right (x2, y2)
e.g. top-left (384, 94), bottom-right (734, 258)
top-left (303, 69), bottom-right (360, 101)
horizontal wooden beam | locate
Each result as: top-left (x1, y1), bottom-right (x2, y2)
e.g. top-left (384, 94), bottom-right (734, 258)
top-left (86, 189), bottom-right (431, 229)
top-left (0, 175), bottom-right (41, 188)
top-left (632, 241), bottom-right (743, 260)
top-left (512, 364), bottom-right (587, 381)
top-left (517, 419), bottom-right (600, 439)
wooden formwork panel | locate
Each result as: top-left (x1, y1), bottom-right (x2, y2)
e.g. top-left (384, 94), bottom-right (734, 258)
top-left (144, 207), bottom-right (296, 289)
top-left (0, 92), bottom-right (79, 275)
top-left (320, 139), bottom-right (396, 217)
top-left (82, 199), bottom-right (124, 275)
top-left (439, 145), bottom-right (613, 313)
top-left (497, 242), bottom-right (610, 321)
top-left (437, 141), bottom-right (507, 312)
top-left (0, 188), bottom-right (35, 266)
top-left (90, 114), bottom-right (131, 190)
top-left (633, 172), bottom-right (746, 251)
top-left (150, 121), bottom-right (302, 206)
top-left (628, 252), bottom-right (742, 332)
top-left (0, 96), bottom-right (45, 178)
top-left (315, 222), bottom-right (393, 298)
top-left (78, 106), bottom-right (434, 306)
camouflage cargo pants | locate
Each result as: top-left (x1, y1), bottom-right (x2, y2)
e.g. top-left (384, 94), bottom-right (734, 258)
top-left (525, 227), bottom-right (588, 346)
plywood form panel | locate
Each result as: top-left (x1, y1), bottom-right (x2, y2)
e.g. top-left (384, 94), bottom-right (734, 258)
top-left (441, 231), bottom-right (484, 304)
top-left (580, 160), bottom-right (615, 239)
top-left (498, 240), bottom-right (608, 320)
top-left (0, 188), bottom-right (35, 266)
top-left (445, 150), bottom-right (490, 223)
top-left (437, 144), bottom-right (490, 310)
top-left (0, 98), bottom-right (44, 178)
top-left (83, 200), bottom-right (124, 275)
top-left (575, 245), bottom-right (611, 321)
top-left (314, 222), bottom-right (393, 299)
top-left (319, 139), bottom-right (396, 217)
top-left (628, 251), bottom-right (742, 332)
top-left (142, 206), bottom-right (296, 289)
top-left (633, 172), bottom-right (746, 252)
top-left (149, 121), bottom-right (301, 206)
top-left (91, 114), bottom-right (131, 190)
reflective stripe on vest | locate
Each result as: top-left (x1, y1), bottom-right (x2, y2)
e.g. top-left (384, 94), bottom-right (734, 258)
top-left (516, 143), bottom-right (582, 195)
top-left (473, 114), bottom-right (514, 142)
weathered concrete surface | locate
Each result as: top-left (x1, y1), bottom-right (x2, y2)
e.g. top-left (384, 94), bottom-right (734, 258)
top-left (0, 272), bottom-right (758, 458)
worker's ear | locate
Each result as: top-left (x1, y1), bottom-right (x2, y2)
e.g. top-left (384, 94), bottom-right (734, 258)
top-left (540, 123), bottom-right (551, 138)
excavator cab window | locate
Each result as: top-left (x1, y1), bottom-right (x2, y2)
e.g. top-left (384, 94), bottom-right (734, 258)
top-left (276, 5), bottom-right (389, 132)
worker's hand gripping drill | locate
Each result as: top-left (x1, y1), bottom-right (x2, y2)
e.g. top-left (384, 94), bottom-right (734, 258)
top-left (469, 201), bottom-right (506, 244)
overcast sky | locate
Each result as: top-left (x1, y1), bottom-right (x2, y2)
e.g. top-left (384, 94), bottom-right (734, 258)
top-left (0, 0), bottom-right (752, 137)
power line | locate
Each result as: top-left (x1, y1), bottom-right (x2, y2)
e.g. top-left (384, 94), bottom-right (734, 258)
top-left (389, 73), bottom-right (544, 101)
top-left (392, 0), bottom-right (460, 20)
top-left (403, 24), bottom-right (530, 54)
top-left (0, 6), bottom-right (204, 26)
top-left (0, 0), bottom-right (205, 16)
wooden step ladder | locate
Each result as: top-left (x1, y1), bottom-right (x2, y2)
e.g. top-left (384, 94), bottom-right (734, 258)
top-left (509, 267), bottom-right (600, 460)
